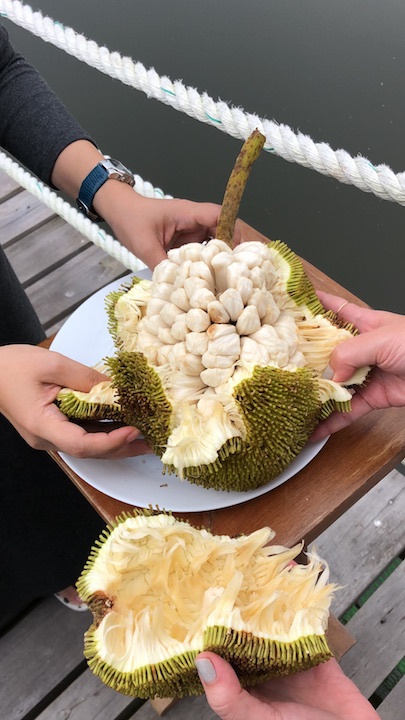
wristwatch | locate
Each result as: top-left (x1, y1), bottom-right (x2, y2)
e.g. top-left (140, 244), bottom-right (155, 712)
top-left (76, 156), bottom-right (135, 221)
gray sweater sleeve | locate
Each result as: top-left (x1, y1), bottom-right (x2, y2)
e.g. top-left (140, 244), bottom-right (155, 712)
top-left (0, 23), bottom-right (96, 186)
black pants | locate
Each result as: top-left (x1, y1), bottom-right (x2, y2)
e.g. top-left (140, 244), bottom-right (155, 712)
top-left (0, 247), bottom-right (105, 630)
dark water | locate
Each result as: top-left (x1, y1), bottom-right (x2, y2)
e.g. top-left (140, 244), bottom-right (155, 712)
top-left (4, 0), bottom-right (405, 312)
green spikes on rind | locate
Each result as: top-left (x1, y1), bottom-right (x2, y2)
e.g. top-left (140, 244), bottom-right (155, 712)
top-left (81, 626), bottom-right (332, 699)
top-left (268, 240), bottom-right (325, 315)
top-left (108, 351), bottom-right (173, 450)
top-left (203, 626), bottom-right (332, 682)
top-left (56, 388), bottom-right (123, 422)
top-left (107, 347), bottom-right (358, 491)
top-left (105, 276), bottom-right (143, 344)
top-left (163, 365), bottom-right (321, 491)
top-left (83, 631), bottom-right (202, 698)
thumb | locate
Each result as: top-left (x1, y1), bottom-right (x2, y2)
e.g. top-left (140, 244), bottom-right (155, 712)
top-left (195, 652), bottom-right (275, 720)
top-left (47, 351), bottom-right (108, 392)
top-left (329, 331), bottom-right (380, 382)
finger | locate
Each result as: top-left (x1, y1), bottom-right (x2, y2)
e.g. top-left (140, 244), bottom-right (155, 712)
top-left (195, 653), bottom-right (274, 720)
top-left (329, 330), bottom-right (389, 381)
top-left (38, 405), bottom-right (152, 458)
top-left (317, 291), bottom-right (398, 333)
top-left (46, 351), bottom-right (109, 392)
top-left (316, 292), bottom-right (377, 331)
top-left (310, 392), bottom-right (374, 441)
top-left (136, 238), bottom-right (167, 271)
top-left (184, 201), bottom-right (222, 230)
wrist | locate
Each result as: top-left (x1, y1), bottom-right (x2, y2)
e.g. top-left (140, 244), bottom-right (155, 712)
top-left (51, 140), bottom-right (104, 197)
top-left (76, 156), bottom-right (135, 222)
top-left (92, 179), bottom-right (143, 227)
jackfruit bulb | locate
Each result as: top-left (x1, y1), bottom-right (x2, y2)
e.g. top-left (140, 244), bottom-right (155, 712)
top-left (77, 510), bottom-right (336, 698)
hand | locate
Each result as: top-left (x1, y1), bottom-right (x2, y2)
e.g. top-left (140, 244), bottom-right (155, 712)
top-left (97, 186), bottom-right (225, 269)
top-left (0, 345), bottom-right (152, 458)
top-left (311, 291), bottom-right (405, 440)
top-left (195, 653), bottom-right (378, 720)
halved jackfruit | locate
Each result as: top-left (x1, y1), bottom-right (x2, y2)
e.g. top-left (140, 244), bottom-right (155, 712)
top-left (77, 510), bottom-right (336, 698)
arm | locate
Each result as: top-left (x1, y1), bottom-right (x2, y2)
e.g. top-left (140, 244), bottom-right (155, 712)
top-left (0, 24), bottom-right (95, 184)
top-left (51, 140), bottom-right (222, 269)
top-left (0, 23), bottom-right (223, 270)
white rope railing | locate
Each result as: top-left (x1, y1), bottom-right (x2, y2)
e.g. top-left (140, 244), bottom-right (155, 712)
top-left (0, 149), bottom-right (172, 271)
top-left (2, 0), bottom-right (405, 206)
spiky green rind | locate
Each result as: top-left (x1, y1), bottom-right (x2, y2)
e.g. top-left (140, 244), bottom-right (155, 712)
top-left (106, 353), bottom-right (353, 491)
top-left (81, 623), bottom-right (331, 699)
top-left (108, 352), bottom-right (173, 453)
top-left (83, 629), bottom-right (202, 698)
top-left (319, 397), bottom-right (352, 419)
top-left (268, 240), bottom-right (324, 315)
top-left (164, 366), bottom-right (322, 491)
top-left (105, 276), bottom-right (143, 343)
top-left (203, 625), bottom-right (332, 683)
top-left (55, 391), bottom-right (123, 421)
top-left (267, 241), bottom-right (361, 339)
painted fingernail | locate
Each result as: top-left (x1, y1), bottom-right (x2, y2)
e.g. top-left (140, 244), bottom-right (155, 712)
top-left (195, 658), bottom-right (217, 684)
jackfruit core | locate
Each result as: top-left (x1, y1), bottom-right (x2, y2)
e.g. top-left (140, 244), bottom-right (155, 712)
top-left (77, 512), bottom-right (336, 698)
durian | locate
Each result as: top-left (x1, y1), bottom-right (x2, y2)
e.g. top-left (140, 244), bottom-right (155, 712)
top-left (77, 510), bottom-right (336, 699)
top-left (57, 131), bottom-right (369, 491)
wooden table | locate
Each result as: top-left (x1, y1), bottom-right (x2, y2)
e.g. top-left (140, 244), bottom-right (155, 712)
top-left (46, 222), bottom-right (405, 713)
top-left (49, 221), bottom-right (405, 548)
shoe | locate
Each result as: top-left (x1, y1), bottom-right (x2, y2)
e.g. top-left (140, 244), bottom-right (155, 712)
top-left (54, 590), bottom-right (88, 612)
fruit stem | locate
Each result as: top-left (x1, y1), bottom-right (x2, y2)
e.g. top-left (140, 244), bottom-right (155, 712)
top-left (216, 129), bottom-right (266, 248)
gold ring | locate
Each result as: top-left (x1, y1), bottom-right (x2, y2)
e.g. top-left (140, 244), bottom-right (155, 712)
top-left (336, 301), bottom-right (349, 314)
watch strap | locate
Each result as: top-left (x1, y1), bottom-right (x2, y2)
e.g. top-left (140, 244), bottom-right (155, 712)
top-left (77, 163), bottom-right (109, 221)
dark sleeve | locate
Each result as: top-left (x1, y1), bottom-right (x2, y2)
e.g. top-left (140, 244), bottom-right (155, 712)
top-left (0, 23), bottom-right (96, 186)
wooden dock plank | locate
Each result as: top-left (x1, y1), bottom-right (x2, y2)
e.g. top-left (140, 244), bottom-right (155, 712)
top-left (0, 171), bottom-right (22, 201)
top-left (136, 694), bottom-right (216, 720)
top-left (35, 667), bottom-right (143, 720)
top-left (5, 216), bottom-right (91, 287)
top-left (339, 561), bottom-right (405, 697)
top-left (314, 469), bottom-right (405, 617)
top-left (378, 675), bottom-right (405, 720)
top-left (0, 188), bottom-right (55, 247)
top-left (0, 597), bottom-right (90, 720)
top-left (25, 243), bottom-right (128, 331)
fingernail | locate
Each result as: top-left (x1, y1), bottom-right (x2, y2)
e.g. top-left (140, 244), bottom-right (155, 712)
top-left (126, 429), bottom-right (139, 443)
top-left (195, 658), bottom-right (217, 684)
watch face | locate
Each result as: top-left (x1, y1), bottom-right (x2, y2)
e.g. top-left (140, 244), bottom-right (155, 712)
top-left (106, 157), bottom-right (127, 172)
top-left (102, 157), bottom-right (134, 185)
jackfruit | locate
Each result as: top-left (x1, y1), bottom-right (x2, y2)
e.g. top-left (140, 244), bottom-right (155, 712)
top-left (58, 131), bottom-right (369, 490)
top-left (57, 363), bottom-right (123, 421)
top-left (77, 510), bottom-right (336, 698)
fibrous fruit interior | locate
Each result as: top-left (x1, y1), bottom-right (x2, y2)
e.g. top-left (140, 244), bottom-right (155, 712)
top-left (77, 511), bottom-right (336, 699)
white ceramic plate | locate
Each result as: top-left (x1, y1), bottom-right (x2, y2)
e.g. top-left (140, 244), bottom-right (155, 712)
top-left (51, 272), bottom-right (329, 512)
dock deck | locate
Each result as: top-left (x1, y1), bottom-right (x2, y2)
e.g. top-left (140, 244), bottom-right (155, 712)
top-left (0, 170), bottom-right (404, 719)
